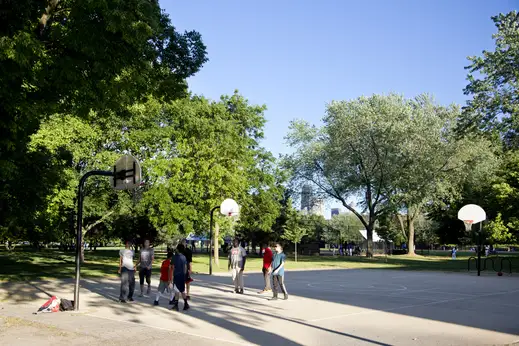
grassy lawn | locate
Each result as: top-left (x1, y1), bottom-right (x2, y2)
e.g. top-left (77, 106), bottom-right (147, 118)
top-left (1, 247), bottom-right (518, 282)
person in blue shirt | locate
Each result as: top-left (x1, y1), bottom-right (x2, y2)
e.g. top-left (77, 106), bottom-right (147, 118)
top-left (271, 242), bottom-right (288, 300)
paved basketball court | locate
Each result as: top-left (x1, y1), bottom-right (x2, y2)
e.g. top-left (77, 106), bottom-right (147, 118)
top-left (1, 269), bottom-right (519, 345)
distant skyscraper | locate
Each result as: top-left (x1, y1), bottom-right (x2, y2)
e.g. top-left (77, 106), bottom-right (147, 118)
top-left (301, 184), bottom-right (312, 212)
top-left (331, 208), bottom-right (340, 217)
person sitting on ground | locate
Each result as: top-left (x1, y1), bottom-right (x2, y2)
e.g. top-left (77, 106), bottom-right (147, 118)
top-left (154, 251), bottom-right (175, 306)
top-left (136, 239), bottom-right (154, 297)
top-left (170, 243), bottom-right (190, 311)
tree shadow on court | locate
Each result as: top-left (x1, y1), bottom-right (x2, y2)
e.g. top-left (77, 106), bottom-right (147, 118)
top-left (2, 260), bottom-right (519, 343)
top-left (0, 276), bottom-right (393, 346)
top-left (193, 270), bottom-right (519, 337)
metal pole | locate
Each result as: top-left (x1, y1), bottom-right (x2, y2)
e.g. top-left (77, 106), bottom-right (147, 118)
top-left (477, 222), bottom-right (482, 277)
top-left (74, 170), bottom-right (113, 311)
top-left (209, 206), bottom-right (220, 275)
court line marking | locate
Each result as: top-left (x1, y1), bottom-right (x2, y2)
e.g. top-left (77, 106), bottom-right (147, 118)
top-left (86, 313), bottom-right (249, 345)
top-left (304, 284), bottom-right (436, 301)
top-left (308, 288), bottom-right (519, 323)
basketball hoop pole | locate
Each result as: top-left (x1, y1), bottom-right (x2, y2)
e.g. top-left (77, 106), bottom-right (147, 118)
top-left (477, 222), bottom-right (483, 277)
top-left (74, 170), bottom-right (113, 311)
top-left (209, 206), bottom-right (220, 275)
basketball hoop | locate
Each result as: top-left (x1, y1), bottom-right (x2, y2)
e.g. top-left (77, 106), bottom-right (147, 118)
top-left (463, 220), bottom-right (473, 232)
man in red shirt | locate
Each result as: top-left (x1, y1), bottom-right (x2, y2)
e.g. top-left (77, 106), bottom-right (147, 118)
top-left (258, 243), bottom-right (273, 294)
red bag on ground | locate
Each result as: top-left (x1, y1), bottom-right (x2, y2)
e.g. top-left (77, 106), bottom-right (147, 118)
top-left (36, 296), bottom-right (61, 314)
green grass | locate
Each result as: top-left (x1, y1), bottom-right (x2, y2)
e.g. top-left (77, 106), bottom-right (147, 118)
top-left (1, 247), bottom-right (518, 282)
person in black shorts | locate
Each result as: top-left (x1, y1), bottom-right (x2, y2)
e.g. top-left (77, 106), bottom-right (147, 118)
top-left (182, 239), bottom-right (193, 300)
top-left (136, 239), bottom-right (154, 296)
top-left (170, 243), bottom-right (189, 311)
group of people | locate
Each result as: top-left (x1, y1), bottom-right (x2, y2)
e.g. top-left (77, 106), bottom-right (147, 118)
top-left (118, 239), bottom-right (193, 311)
top-left (117, 237), bottom-right (289, 312)
top-left (227, 239), bottom-right (289, 300)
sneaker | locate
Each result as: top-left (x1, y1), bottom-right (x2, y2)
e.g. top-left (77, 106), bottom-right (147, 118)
top-left (183, 303), bottom-right (190, 311)
top-left (270, 296), bottom-right (278, 301)
top-left (139, 293), bottom-right (144, 297)
top-left (128, 298), bottom-right (135, 302)
top-left (169, 300), bottom-right (175, 305)
top-left (153, 301), bottom-right (159, 306)
top-left (238, 289), bottom-right (244, 294)
top-left (258, 290), bottom-right (267, 294)
top-left (283, 294), bottom-right (289, 300)
top-left (171, 304), bottom-right (179, 311)
top-left (147, 287), bottom-right (151, 295)
top-left (119, 299), bottom-right (127, 303)
top-left (186, 295), bottom-right (191, 300)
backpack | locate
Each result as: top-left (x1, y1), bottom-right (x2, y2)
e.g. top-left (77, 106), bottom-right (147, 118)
top-left (60, 298), bottom-right (75, 311)
top-left (36, 296), bottom-right (61, 314)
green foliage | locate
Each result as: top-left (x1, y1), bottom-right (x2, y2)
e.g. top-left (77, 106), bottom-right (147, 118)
top-left (486, 213), bottom-right (516, 244)
top-left (460, 11), bottom-right (519, 148)
top-left (282, 210), bottom-right (309, 244)
top-left (324, 213), bottom-right (364, 244)
top-left (0, 0), bottom-right (208, 240)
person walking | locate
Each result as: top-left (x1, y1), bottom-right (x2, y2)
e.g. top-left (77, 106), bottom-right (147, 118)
top-left (118, 240), bottom-right (136, 303)
top-left (181, 239), bottom-right (194, 300)
top-left (228, 238), bottom-right (247, 294)
top-left (137, 239), bottom-right (154, 297)
top-left (154, 251), bottom-right (175, 306)
top-left (271, 242), bottom-right (288, 301)
top-left (258, 243), bottom-right (273, 294)
top-left (170, 243), bottom-right (190, 311)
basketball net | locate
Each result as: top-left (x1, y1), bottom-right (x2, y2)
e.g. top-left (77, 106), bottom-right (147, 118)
top-left (463, 220), bottom-right (473, 231)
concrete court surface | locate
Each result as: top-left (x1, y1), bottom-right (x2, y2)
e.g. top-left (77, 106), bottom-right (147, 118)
top-left (1, 269), bottom-right (519, 346)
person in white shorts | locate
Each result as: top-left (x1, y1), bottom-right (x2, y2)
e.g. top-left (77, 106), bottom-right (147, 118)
top-left (228, 238), bottom-right (247, 294)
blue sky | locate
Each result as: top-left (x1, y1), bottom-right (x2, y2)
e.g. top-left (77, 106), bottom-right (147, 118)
top-left (164, 0), bottom-right (516, 216)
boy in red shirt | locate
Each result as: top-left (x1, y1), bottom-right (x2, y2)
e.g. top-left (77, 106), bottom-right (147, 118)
top-left (258, 243), bottom-right (273, 294)
top-left (154, 251), bottom-right (175, 306)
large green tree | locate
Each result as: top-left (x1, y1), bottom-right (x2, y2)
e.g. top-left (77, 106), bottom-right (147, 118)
top-left (452, 10), bottom-right (519, 243)
top-left (284, 94), bottom-right (424, 257)
top-left (459, 11), bottom-right (519, 148)
top-left (389, 96), bottom-right (496, 255)
top-left (0, 0), bottom-right (207, 238)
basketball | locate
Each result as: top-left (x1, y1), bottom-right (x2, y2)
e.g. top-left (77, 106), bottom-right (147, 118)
top-left (498, 272), bottom-right (503, 276)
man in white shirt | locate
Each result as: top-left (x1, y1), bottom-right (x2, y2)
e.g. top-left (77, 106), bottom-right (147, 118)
top-left (118, 240), bottom-right (136, 303)
top-left (228, 239), bottom-right (247, 294)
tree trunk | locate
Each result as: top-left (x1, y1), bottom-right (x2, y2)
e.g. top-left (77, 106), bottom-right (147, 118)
top-left (295, 242), bottom-right (298, 262)
top-left (5, 241), bottom-right (16, 251)
top-left (407, 213), bottom-right (416, 256)
top-left (365, 224), bottom-right (374, 258)
top-left (396, 214), bottom-right (407, 241)
top-left (80, 242), bottom-right (85, 263)
top-left (214, 223), bottom-right (219, 267)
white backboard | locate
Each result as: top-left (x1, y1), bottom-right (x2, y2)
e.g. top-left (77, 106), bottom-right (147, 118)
top-left (220, 198), bottom-right (239, 216)
top-left (458, 204), bottom-right (486, 224)
top-left (110, 155), bottom-right (142, 190)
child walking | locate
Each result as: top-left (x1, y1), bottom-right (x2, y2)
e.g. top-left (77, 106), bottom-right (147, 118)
top-left (271, 243), bottom-right (288, 301)
top-left (154, 251), bottom-right (175, 306)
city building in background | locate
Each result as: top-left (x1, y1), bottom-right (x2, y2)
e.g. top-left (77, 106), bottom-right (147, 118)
top-left (300, 184), bottom-right (325, 217)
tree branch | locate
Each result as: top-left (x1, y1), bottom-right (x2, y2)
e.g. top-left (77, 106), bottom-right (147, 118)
top-left (83, 210), bottom-right (115, 235)
top-left (38, 0), bottom-right (60, 37)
